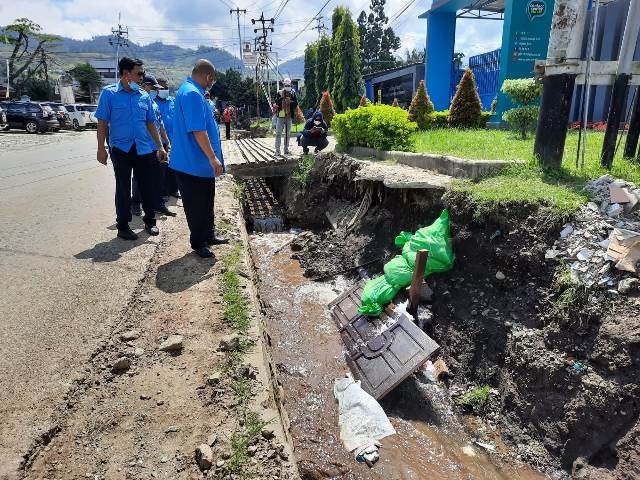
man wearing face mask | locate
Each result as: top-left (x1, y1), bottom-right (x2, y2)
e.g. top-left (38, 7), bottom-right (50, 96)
top-left (274, 78), bottom-right (298, 156)
top-left (155, 77), bottom-right (180, 200)
top-left (131, 74), bottom-right (175, 217)
top-left (299, 111), bottom-right (329, 154)
top-left (170, 59), bottom-right (227, 258)
top-left (96, 57), bottom-right (167, 241)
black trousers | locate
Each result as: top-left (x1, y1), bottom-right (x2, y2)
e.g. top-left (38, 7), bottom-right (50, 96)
top-left (163, 163), bottom-right (179, 196)
top-left (111, 145), bottom-right (156, 230)
top-left (225, 122), bottom-right (231, 140)
top-left (172, 169), bottom-right (215, 250)
top-left (132, 154), bottom-right (165, 210)
top-left (299, 136), bottom-right (329, 152)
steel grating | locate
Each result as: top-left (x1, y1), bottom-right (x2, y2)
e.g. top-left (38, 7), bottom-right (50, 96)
top-left (243, 178), bottom-right (284, 232)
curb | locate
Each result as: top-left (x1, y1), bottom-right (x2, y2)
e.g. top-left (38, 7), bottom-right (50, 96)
top-left (345, 145), bottom-right (521, 180)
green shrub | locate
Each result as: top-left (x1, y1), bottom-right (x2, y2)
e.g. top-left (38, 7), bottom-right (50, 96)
top-left (448, 68), bottom-right (483, 128)
top-left (332, 104), bottom-right (417, 151)
top-left (457, 385), bottom-right (491, 414)
top-left (479, 111), bottom-right (492, 128)
top-left (501, 78), bottom-right (542, 139)
top-left (430, 110), bottom-right (449, 129)
top-left (408, 79), bottom-right (435, 130)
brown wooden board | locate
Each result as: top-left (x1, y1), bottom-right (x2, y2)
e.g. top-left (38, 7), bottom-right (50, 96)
top-left (329, 281), bottom-right (440, 400)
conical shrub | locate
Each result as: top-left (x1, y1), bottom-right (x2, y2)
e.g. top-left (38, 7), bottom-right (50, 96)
top-left (408, 80), bottom-right (434, 130)
top-left (392, 97), bottom-right (399, 108)
top-left (359, 95), bottom-right (369, 107)
top-left (448, 68), bottom-right (483, 128)
top-left (319, 90), bottom-right (337, 126)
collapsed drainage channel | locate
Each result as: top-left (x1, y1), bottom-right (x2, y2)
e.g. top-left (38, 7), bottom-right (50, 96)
top-left (237, 152), bottom-right (640, 480)
top-left (237, 154), bottom-right (565, 479)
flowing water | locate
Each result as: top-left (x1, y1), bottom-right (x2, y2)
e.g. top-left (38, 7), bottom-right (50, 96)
top-left (250, 232), bottom-right (552, 480)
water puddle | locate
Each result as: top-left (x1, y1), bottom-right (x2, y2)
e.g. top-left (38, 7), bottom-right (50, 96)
top-left (250, 232), bottom-right (552, 479)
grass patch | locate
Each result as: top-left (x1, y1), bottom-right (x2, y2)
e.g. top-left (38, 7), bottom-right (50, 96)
top-left (290, 154), bottom-right (316, 187)
top-left (457, 385), bottom-right (491, 414)
top-left (221, 411), bottom-right (270, 478)
top-left (221, 245), bottom-right (250, 334)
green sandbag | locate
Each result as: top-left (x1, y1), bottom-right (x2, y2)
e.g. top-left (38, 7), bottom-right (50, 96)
top-left (402, 210), bottom-right (454, 276)
top-left (384, 255), bottom-right (413, 288)
top-left (359, 209), bottom-right (455, 317)
top-left (359, 276), bottom-right (399, 317)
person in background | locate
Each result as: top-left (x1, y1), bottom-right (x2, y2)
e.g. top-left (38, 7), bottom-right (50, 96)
top-left (96, 56), bottom-right (166, 240)
top-left (271, 102), bottom-right (278, 131)
top-left (274, 78), bottom-right (298, 156)
top-left (169, 59), bottom-right (228, 258)
top-left (299, 111), bottom-right (329, 154)
top-left (155, 77), bottom-right (180, 199)
top-left (222, 103), bottom-right (232, 140)
top-left (131, 74), bottom-right (175, 217)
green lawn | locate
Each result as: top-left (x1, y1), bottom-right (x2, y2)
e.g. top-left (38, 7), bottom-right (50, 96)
top-left (411, 129), bottom-right (640, 216)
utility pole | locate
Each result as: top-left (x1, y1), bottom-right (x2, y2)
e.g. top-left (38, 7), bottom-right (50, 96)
top-left (313, 16), bottom-right (327, 39)
top-left (40, 50), bottom-right (50, 100)
top-left (251, 13), bottom-right (275, 118)
top-left (534, 0), bottom-right (588, 169)
top-left (109, 13), bottom-right (128, 83)
top-left (6, 59), bottom-right (10, 99)
top-left (603, 0), bottom-right (640, 167)
top-left (230, 8), bottom-right (247, 68)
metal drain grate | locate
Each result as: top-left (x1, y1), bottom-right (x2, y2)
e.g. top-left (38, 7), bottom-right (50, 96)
top-left (243, 178), bottom-right (284, 233)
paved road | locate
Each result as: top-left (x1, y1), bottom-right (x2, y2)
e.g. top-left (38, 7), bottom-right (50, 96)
top-left (0, 131), bottom-right (159, 478)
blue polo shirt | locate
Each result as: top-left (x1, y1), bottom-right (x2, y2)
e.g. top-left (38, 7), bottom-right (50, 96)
top-left (95, 81), bottom-right (157, 155)
top-left (169, 77), bottom-right (224, 178)
top-left (137, 100), bottom-right (165, 152)
top-left (154, 96), bottom-right (174, 140)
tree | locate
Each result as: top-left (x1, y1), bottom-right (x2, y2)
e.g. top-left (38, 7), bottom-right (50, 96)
top-left (453, 52), bottom-right (465, 70)
top-left (403, 48), bottom-right (425, 65)
top-left (70, 63), bottom-right (102, 102)
top-left (358, 0), bottom-right (401, 75)
top-left (408, 80), bottom-right (434, 129)
top-left (327, 7), bottom-right (350, 93)
top-left (448, 68), bottom-right (483, 128)
top-left (392, 97), bottom-right (399, 107)
top-left (359, 95), bottom-right (369, 107)
top-left (319, 91), bottom-right (336, 126)
top-left (293, 105), bottom-right (305, 132)
top-left (315, 36), bottom-right (331, 97)
top-left (332, 11), bottom-right (363, 112)
top-left (501, 78), bottom-right (542, 139)
top-left (303, 42), bottom-right (319, 109)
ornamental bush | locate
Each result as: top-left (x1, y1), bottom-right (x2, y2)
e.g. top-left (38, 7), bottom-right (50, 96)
top-left (408, 80), bottom-right (435, 130)
top-left (319, 90), bottom-right (337, 126)
top-left (501, 78), bottom-right (542, 139)
top-left (358, 95), bottom-right (369, 107)
top-left (448, 68), bottom-right (483, 128)
top-left (391, 97), bottom-right (399, 107)
top-left (332, 104), bottom-right (417, 151)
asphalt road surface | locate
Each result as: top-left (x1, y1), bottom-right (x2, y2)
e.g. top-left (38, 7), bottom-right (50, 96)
top-left (0, 131), bottom-right (159, 478)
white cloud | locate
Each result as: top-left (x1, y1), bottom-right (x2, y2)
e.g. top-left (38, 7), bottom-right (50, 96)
top-left (0, 0), bottom-right (503, 63)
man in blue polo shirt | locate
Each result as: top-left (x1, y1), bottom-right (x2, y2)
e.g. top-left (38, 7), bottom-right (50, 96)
top-left (169, 59), bottom-right (226, 258)
top-left (155, 77), bottom-right (179, 199)
top-left (96, 57), bottom-right (168, 240)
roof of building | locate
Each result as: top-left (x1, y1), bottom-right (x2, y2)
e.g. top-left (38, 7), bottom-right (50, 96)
top-left (363, 62), bottom-right (424, 80)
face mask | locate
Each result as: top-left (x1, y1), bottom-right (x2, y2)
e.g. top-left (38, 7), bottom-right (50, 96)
top-left (149, 90), bottom-right (157, 99)
top-left (158, 89), bottom-right (169, 99)
top-left (314, 120), bottom-right (321, 125)
top-left (128, 81), bottom-right (140, 92)
top-left (284, 86), bottom-right (291, 92)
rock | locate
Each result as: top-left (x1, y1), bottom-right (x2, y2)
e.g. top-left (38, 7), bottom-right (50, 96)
top-left (221, 451), bottom-right (231, 460)
top-left (545, 249), bottom-right (561, 259)
top-left (278, 450), bottom-right (289, 461)
top-left (461, 445), bottom-right (476, 457)
top-left (207, 372), bottom-right (222, 386)
top-left (247, 445), bottom-right (258, 456)
top-left (606, 203), bottom-right (623, 218)
top-left (261, 427), bottom-right (275, 440)
top-left (134, 348), bottom-right (145, 357)
top-left (216, 460), bottom-right (225, 468)
top-left (111, 357), bottom-right (130, 373)
top-left (618, 278), bottom-right (640, 294)
top-left (495, 271), bottom-right (506, 281)
top-left (433, 358), bottom-right (451, 381)
top-left (195, 444), bottom-right (214, 471)
top-left (159, 335), bottom-right (184, 353)
top-left (140, 394), bottom-right (151, 400)
top-left (120, 330), bottom-right (141, 342)
top-left (266, 449), bottom-right (277, 459)
top-left (560, 225), bottom-right (574, 239)
top-left (419, 283), bottom-right (434, 302)
top-left (218, 334), bottom-right (242, 352)
top-left (236, 364), bottom-right (257, 380)
top-left (165, 425), bottom-right (181, 433)
top-left (576, 249), bottom-right (593, 262)
top-left (207, 434), bottom-right (218, 447)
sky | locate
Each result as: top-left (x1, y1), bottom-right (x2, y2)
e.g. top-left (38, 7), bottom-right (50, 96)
top-left (0, 0), bottom-right (504, 63)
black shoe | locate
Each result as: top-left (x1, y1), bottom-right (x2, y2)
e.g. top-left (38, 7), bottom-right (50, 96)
top-left (193, 246), bottom-right (214, 258)
top-left (156, 207), bottom-right (177, 217)
top-left (131, 205), bottom-right (142, 216)
top-left (145, 225), bottom-right (159, 236)
top-left (170, 192), bottom-right (181, 199)
top-left (303, 147), bottom-right (309, 155)
top-left (314, 148), bottom-right (320, 153)
top-left (207, 236), bottom-right (229, 246)
top-left (117, 228), bottom-right (138, 241)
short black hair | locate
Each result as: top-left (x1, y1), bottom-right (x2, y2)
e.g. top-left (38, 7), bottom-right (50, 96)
top-left (118, 57), bottom-right (144, 76)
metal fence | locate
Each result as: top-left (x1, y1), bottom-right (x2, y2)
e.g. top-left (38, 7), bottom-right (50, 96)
top-left (450, 48), bottom-right (501, 111)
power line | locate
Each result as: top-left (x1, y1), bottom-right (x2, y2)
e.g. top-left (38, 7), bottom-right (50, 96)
top-left (109, 13), bottom-right (128, 83)
top-left (276, 0), bottom-right (332, 47)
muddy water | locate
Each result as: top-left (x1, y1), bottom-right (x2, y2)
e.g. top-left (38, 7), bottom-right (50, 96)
top-left (250, 232), bottom-right (550, 480)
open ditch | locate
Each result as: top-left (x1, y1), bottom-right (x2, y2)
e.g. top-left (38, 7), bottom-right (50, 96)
top-left (239, 153), bottom-right (639, 480)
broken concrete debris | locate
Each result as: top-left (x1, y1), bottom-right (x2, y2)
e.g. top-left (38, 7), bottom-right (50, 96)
top-left (159, 335), bottom-right (184, 353)
top-left (195, 443), bottom-right (214, 471)
top-left (547, 175), bottom-right (640, 289)
top-left (334, 374), bottom-right (396, 468)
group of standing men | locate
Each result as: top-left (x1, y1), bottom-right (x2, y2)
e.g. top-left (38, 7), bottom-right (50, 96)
top-left (96, 57), bottom-right (227, 259)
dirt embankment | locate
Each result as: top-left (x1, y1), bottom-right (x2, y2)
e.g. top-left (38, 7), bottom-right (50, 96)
top-left (276, 153), bottom-right (640, 480)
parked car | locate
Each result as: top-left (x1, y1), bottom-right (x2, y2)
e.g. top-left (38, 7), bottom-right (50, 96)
top-left (65, 104), bottom-right (98, 130)
top-left (42, 102), bottom-right (71, 129)
top-left (0, 101), bottom-right (60, 133)
top-left (0, 104), bottom-right (8, 131)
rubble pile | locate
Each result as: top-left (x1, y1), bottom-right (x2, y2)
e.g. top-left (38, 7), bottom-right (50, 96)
top-left (545, 175), bottom-right (640, 292)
